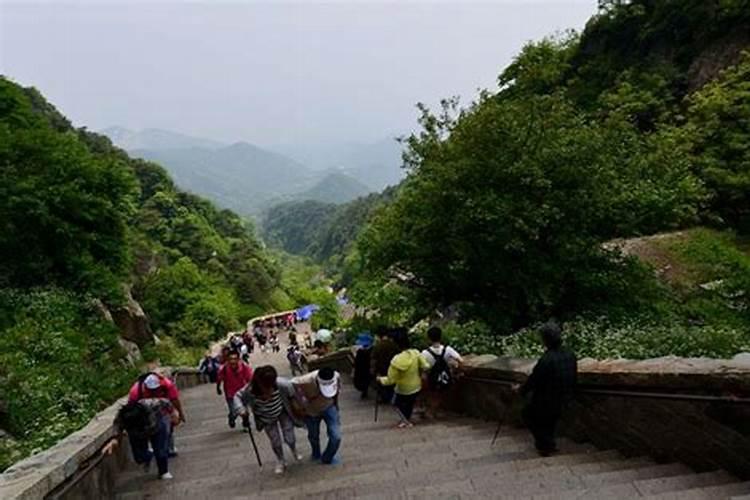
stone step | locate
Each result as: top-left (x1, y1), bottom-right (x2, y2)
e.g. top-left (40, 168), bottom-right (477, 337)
top-left (471, 462), bottom-right (691, 499)
top-left (453, 440), bottom-right (596, 469)
top-left (529, 482), bottom-right (644, 500)
top-left (229, 448), bottom-right (621, 499)
top-left (465, 451), bottom-right (651, 480)
top-left (113, 350), bottom-right (748, 500)
top-left (643, 480), bottom-right (750, 500)
top-left (633, 470), bottom-right (737, 496)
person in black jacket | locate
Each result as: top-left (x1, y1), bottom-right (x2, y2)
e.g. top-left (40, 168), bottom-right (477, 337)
top-left (353, 333), bottom-right (374, 399)
top-left (517, 322), bottom-right (577, 456)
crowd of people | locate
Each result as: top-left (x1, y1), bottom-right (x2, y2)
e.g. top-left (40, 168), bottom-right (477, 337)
top-left (353, 326), bottom-right (464, 428)
top-left (104, 317), bottom-right (577, 481)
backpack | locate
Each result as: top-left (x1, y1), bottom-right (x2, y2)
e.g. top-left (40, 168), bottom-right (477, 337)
top-left (119, 400), bottom-right (160, 438)
top-left (427, 346), bottom-right (452, 390)
top-left (287, 348), bottom-right (302, 366)
top-left (118, 376), bottom-right (163, 438)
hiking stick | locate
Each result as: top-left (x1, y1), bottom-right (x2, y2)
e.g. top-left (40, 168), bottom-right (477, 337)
top-left (491, 407), bottom-right (508, 447)
top-left (246, 425), bottom-right (262, 467)
top-left (491, 390), bottom-right (516, 447)
top-left (374, 390), bottom-right (379, 422)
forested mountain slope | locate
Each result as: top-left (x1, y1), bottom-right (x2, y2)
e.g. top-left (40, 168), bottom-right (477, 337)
top-left (0, 78), bottom-right (323, 470)
top-left (131, 142), bottom-right (314, 215)
top-left (263, 186), bottom-right (397, 265)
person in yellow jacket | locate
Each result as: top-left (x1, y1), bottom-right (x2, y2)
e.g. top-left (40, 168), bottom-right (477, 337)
top-left (377, 328), bottom-right (430, 428)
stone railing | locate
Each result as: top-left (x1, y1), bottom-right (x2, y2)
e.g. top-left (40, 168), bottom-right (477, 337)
top-left (0, 368), bottom-right (206, 500)
top-left (448, 354), bottom-right (750, 480)
top-left (306, 348), bottom-right (355, 374)
top-left (308, 348), bottom-right (750, 479)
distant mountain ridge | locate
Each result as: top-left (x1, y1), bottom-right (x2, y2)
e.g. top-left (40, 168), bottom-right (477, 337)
top-left (130, 142), bottom-right (314, 215)
top-left (102, 127), bottom-right (400, 216)
top-left (101, 126), bottom-right (225, 151)
top-left (273, 137), bottom-right (406, 191)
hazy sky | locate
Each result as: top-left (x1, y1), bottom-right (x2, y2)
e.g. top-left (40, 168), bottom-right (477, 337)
top-left (0, 1), bottom-right (597, 147)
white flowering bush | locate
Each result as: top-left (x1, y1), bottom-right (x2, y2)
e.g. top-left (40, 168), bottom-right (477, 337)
top-left (447, 317), bottom-right (750, 360)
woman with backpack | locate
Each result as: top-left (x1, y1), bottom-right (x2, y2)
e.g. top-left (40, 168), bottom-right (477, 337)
top-left (102, 372), bottom-right (184, 480)
top-left (233, 365), bottom-right (304, 474)
top-left (421, 326), bottom-right (463, 419)
top-left (377, 328), bottom-right (430, 428)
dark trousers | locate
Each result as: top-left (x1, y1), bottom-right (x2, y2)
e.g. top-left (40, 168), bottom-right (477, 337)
top-left (394, 392), bottom-right (419, 421)
top-left (128, 415), bottom-right (171, 475)
top-left (522, 404), bottom-right (560, 453)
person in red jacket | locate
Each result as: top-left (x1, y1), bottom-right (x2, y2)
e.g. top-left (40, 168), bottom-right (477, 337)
top-left (217, 351), bottom-right (253, 429)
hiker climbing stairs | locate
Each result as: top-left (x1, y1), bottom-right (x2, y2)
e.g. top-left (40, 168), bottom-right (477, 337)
top-left (113, 347), bottom-right (750, 500)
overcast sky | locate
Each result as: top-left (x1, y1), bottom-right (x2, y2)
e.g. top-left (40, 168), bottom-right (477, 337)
top-left (0, 1), bottom-right (597, 147)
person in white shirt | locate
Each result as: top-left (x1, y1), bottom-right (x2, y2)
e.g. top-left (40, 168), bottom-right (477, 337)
top-left (420, 327), bottom-right (463, 419)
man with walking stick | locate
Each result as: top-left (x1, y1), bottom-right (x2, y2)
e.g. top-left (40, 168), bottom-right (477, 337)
top-left (512, 321), bottom-right (577, 456)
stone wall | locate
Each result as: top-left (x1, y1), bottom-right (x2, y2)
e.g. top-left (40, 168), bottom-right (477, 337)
top-left (301, 348), bottom-right (750, 479)
top-left (0, 368), bottom-right (206, 500)
top-left (447, 354), bottom-right (750, 480)
top-left (306, 348), bottom-right (355, 375)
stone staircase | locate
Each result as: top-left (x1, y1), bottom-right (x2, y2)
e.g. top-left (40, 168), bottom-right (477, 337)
top-left (113, 349), bottom-right (750, 500)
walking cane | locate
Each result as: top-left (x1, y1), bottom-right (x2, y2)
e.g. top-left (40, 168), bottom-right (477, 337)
top-left (491, 406), bottom-right (508, 447)
top-left (373, 379), bottom-right (381, 422)
top-left (246, 424), bottom-right (262, 467)
top-left (491, 384), bottom-right (517, 447)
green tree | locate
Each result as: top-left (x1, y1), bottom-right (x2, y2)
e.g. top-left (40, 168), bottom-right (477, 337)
top-left (0, 115), bottom-right (137, 300)
top-left (686, 51), bottom-right (750, 231)
top-left (359, 94), bottom-right (703, 329)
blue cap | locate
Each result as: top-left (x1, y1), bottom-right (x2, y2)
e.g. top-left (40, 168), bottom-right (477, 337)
top-left (355, 333), bottom-right (373, 348)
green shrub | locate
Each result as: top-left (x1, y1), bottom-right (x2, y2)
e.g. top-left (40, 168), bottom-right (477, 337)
top-left (0, 288), bottom-right (136, 470)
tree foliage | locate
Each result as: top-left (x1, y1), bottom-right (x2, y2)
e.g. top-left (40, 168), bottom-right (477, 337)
top-left (0, 81), bottom-right (137, 301)
top-left (685, 51), bottom-right (750, 230)
top-left (358, 94), bottom-right (703, 329)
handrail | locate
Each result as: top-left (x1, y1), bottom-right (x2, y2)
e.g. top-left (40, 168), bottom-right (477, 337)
top-left (46, 449), bottom-right (108, 500)
top-left (461, 374), bottom-right (750, 405)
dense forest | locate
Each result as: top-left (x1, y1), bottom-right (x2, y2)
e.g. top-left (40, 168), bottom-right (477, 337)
top-left (0, 78), bottom-right (336, 469)
top-left (266, 0), bottom-right (750, 356)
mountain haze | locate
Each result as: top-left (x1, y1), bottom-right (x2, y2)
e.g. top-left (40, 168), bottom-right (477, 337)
top-left (130, 142), bottom-right (313, 215)
top-left (102, 126), bottom-right (225, 151)
top-left (273, 137), bottom-right (406, 191)
top-left (103, 128), bottom-right (397, 216)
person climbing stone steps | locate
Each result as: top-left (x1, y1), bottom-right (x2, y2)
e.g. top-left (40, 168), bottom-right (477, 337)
top-left (233, 365), bottom-right (304, 474)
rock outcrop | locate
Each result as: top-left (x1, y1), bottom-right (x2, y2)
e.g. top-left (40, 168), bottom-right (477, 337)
top-left (110, 287), bottom-right (153, 346)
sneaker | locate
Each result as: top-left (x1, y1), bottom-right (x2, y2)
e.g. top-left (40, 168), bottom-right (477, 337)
top-left (294, 452), bottom-right (303, 462)
top-left (168, 446), bottom-right (178, 458)
top-left (142, 461), bottom-right (151, 474)
top-left (160, 472), bottom-right (174, 480)
top-left (274, 463), bottom-right (285, 475)
top-left (228, 417), bottom-right (236, 429)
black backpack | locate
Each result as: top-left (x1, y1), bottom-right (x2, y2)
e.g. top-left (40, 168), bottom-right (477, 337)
top-left (427, 346), bottom-right (453, 390)
top-left (118, 374), bottom-right (163, 438)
